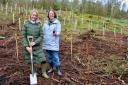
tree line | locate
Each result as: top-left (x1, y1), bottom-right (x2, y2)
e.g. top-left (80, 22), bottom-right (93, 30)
top-left (0, 0), bottom-right (128, 18)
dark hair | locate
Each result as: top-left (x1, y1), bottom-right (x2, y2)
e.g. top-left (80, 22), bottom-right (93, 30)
top-left (47, 9), bottom-right (57, 19)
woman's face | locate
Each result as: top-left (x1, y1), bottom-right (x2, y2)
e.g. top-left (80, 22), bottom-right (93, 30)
top-left (31, 11), bottom-right (38, 21)
top-left (48, 11), bottom-right (55, 20)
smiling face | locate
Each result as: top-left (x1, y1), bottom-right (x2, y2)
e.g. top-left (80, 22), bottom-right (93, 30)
top-left (30, 11), bottom-right (38, 21)
top-left (48, 11), bottom-right (55, 20)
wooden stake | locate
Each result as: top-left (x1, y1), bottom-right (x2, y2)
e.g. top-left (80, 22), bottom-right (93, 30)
top-left (114, 28), bottom-right (116, 38)
top-left (29, 7), bottom-right (31, 13)
top-left (86, 41), bottom-right (89, 56)
top-left (74, 19), bottom-right (77, 29)
top-left (113, 27), bottom-right (117, 42)
top-left (19, 7), bottom-right (21, 14)
top-left (96, 21), bottom-right (99, 29)
top-left (6, 3), bottom-right (8, 16)
top-left (68, 16), bottom-right (70, 24)
top-left (21, 7), bottom-right (23, 13)
top-left (81, 15), bottom-right (84, 24)
top-left (90, 20), bottom-right (93, 29)
top-left (13, 13), bottom-right (15, 23)
top-left (102, 22), bottom-right (105, 37)
top-left (25, 8), bottom-right (28, 16)
top-left (59, 8), bottom-right (61, 16)
top-left (15, 4), bottom-right (17, 10)
top-left (19, 18), bottom-right (21, 30)
top-left (15, 33), bottom-right (19, 62)
top-left (1, 4), bottom-right (3, 11)
top-left (70, 11), bottom-right (71, 17)
top-left (41, 6), bottom-right (43, 12)
top-left (71, 31), bottom-right (73, 61)
top-left (103, 27), bottom-right (105, 37)
top-left (11, 6), bottom-right (12, 13)
top-left (87, 20), bottom-right (90, 30)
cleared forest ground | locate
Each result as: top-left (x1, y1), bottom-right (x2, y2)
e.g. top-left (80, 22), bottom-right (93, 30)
top-left (0, 21), bottom-right (128, 85)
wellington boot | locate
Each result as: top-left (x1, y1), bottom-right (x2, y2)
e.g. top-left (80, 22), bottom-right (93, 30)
top-left (41, 64), bottom-right (49, 79)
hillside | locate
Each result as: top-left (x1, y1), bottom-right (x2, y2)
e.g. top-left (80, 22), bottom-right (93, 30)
top-left (0, 4), bottom-right (128, 85)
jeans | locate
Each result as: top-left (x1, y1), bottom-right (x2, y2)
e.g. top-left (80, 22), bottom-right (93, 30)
top-left (45, 50), bottom-right (60, 68)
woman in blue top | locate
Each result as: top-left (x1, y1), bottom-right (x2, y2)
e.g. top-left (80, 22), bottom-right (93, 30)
top-left (42, 9), bottom-right (62, 76)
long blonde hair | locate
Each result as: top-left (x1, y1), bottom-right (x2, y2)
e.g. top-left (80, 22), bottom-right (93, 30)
top-left (30, 9), bottom-right (38, 20)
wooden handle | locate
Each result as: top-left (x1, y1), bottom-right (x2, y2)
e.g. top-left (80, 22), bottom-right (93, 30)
top-left (27, 36), bottom-right (33, 46)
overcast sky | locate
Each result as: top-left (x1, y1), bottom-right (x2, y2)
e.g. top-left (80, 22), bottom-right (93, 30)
top-left (95, 0), bottom-right (128, 11)
top-left (63, 0), bottom-right (128, 11)
top-left (120, 0), bottom-right (128, 11)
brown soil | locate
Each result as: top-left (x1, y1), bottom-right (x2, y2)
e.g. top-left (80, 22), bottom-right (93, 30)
top-left (0, 23), bottom-right (128, 85)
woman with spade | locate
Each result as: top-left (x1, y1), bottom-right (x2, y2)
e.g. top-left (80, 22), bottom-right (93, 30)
top-left (21, 9), bottom-right (49, 79)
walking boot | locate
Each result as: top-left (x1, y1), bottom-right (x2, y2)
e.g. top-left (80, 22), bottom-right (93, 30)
top-left (48, 68), bottom-right (54, 73)
top-left (56, 66), bottom-right (62, 76)
top-left (48, 63), bottom-right (54, 73)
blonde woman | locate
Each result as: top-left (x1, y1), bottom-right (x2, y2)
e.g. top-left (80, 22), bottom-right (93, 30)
top-left (21, 9), bottom-right (49, 78)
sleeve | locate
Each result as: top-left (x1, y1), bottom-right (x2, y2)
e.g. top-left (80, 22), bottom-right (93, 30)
top-left (55, 21), bottom-right (61, 36)
top-left (21, 24), bottom-right (29, 47)
top-left (34, 25), bottom-right (43, 45)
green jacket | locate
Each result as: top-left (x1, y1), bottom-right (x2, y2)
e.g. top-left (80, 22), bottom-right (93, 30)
top-left (21, 21), bottom-right (46, 64)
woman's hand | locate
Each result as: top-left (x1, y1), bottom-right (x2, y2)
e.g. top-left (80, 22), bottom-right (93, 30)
top-left (26, 47), bottom-right (32, 54)
top-left (30, 42), bottom-right (35, 46)
top-left (53, 31), bottom-right (56, 36)
top-left (53, 33), bottom-right (56, 36)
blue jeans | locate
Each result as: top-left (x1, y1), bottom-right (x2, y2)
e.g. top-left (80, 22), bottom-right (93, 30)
top-left (45, 50), bottom-right (60, 68)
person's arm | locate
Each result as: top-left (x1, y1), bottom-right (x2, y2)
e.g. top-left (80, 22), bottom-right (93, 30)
top-left (22, 24), bottom-right (33, 54)
top-left (34, 26), bottom-right (43, 45)
top-left (21, 24), bottom-right (29, 47)
top-left (54, 22), bottom-right (61, 36)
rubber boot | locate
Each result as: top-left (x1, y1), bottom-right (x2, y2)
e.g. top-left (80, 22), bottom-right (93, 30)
top-left (41, 64), bottom-right (49, 79)
top-left (56, 66), bottom-right (62, 76)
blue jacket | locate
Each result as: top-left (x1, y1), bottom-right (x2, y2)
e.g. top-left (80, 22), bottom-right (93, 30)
top-left (42, 19), bottom-right (61, 51)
